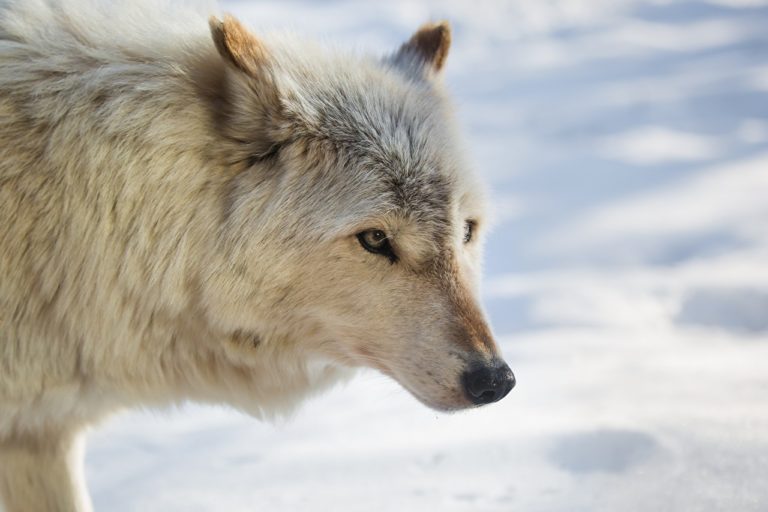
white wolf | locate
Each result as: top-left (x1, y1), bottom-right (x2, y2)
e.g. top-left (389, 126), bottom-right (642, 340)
top-left (0, 1), bottom-right (515, 510)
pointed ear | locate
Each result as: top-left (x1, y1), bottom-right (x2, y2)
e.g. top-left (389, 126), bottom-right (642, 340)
top-left (209, 14), bottom-right (270, 76)
top-left (391, 21), bottom-right (452, 77)
top-left (208, 15), bottom-right (285, 165)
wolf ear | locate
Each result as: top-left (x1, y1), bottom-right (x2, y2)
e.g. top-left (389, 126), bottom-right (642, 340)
top-left (209, 15), bottom-right (286, 165)
top-left (209, 15), bottom-right (270, 76)
top-left (391, 21), bottom-right (452, 77)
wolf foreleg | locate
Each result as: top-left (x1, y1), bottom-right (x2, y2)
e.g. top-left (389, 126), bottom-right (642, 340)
top-left (0, 430), bottom-right (92, 512)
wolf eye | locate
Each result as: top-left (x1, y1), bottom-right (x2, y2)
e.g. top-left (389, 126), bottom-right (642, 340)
top-left (357, 229), bottom-right (397, 263)
top-left (463, 220), bottom-right (476, 244)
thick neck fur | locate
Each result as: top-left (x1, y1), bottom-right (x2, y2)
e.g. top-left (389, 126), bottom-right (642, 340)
top-left (0, 3), bottom-right (344, 435)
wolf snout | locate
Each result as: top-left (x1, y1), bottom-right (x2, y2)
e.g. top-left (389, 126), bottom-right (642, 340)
top-left (462, 359), bottom-right (516, 405)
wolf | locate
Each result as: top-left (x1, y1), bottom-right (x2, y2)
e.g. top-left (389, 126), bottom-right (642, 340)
top-left (0, 1), bottom-right (515, 510)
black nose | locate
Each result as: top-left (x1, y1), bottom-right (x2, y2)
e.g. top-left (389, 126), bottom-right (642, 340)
top-left (462, 360), bottom-right (515, 405)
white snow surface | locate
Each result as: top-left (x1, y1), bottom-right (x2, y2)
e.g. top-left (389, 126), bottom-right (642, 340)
top-left (85, 1), bottom-right (768, 510)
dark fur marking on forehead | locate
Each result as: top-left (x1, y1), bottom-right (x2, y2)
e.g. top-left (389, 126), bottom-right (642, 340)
top-left (372, 143), bottom-right (453, 248)
top-left (384, 172), bottom-right (451, 228)
top-left (281, 69), bottom-right (456, 244)
top-left (286, 67), bottom-right (438, 159)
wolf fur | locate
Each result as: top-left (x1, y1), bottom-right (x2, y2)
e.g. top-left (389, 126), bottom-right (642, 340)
top-left (0, 1), bottom-right (511, 510)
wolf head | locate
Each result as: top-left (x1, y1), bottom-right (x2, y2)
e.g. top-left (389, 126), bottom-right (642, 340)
top-left (202, 15), bottom-right (514, 411)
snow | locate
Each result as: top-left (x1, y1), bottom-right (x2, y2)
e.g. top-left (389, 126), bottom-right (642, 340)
top-left (596, 126), bottom-right (726, 164)
top-left (85, 1), bottom-right (768, 510)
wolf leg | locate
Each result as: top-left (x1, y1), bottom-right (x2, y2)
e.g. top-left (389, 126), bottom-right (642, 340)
top-left (0, 429), bottom-right (92, 512)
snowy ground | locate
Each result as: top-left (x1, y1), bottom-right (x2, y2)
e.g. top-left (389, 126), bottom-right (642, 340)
top-left (86, 1), bottom-right (768, 510)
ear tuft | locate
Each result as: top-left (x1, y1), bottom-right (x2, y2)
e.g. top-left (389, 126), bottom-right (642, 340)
top-left (209, 14), bottom-right (269, 75)
top-left (398, 21), bottom-right (452, 74)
